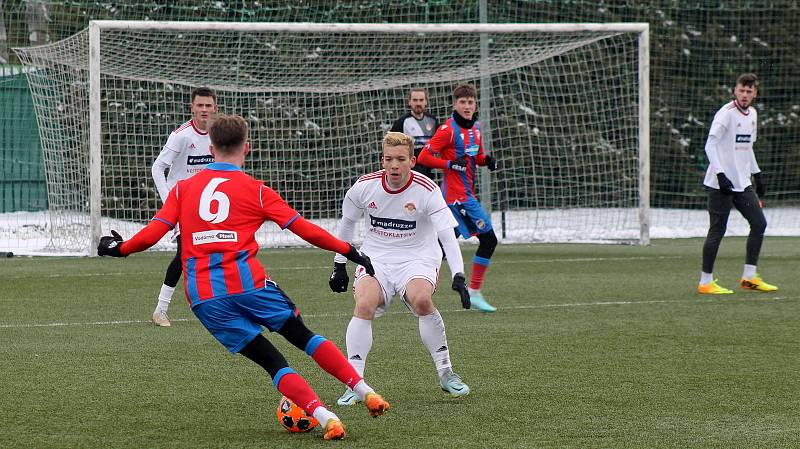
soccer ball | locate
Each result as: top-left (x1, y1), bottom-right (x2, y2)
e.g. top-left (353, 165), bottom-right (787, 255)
top-left (276, 396), bottom-right (319, 433)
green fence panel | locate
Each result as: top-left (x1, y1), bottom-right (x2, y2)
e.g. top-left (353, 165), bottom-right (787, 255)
top-left (0, 65), bottom-right (46, 212)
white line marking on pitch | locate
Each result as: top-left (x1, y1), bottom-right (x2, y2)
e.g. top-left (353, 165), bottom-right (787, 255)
top-left (0, 295), bottom-right (791, 329)
top-left (10, 255), bottom-right (691, 280)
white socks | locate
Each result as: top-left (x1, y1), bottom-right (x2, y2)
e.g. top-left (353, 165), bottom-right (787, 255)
top-left (701, 265), bottom-right (758, 285)
top-left (742, 264), bottom-right (757, 280)
top-left (156, 284), bottom-right (175, 312)
top-left (351, 379), bottom-right (374, 402)
top-left (345, 316), bottom-right (373, 378)
top-left (312, 406), bottom-right (338, 428)
top-left (418, 309), bottom-right (452, 377)
top-left (347, 311), bottom-right (453, 382)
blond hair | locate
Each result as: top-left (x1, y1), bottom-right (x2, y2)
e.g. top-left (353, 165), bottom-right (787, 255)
top-left (382, 132), bottom-right (414, 157)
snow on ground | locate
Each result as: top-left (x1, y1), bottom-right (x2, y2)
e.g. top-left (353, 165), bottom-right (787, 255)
top-left (2, 207), bottom-right (799, 256)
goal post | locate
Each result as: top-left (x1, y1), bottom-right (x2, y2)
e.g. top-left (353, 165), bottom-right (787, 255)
top-left (15, 21), bottom-right (650, 255)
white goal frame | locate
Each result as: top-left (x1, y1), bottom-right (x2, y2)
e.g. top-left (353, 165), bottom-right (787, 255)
top-left (86, 21), bottom-right (650, 253)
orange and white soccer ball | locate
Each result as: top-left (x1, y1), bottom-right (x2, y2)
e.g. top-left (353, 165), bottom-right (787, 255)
top-left (276, 396), bottom-right (319, 433)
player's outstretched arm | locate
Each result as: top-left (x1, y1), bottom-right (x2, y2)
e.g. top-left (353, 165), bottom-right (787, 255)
top-left (97, 219), bottom-right (172, 257)
top-left (97, 230), bottom-right (126, 257)
top-left (287, 216), bottom-right (375, 275)
top-left (98, 186), bottom-right (179, 257)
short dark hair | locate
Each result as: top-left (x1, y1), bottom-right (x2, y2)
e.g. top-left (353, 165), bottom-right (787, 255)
top-left (208, 114), bottom-right (248, 155)
top-left (191, 86), bottom-right (217, 103)
top-left (408, 88), bottom-right (428, 100)
top-left (452, 83), bottom-right (477, 101)
top-left (736, 73), bottom-right (758, 89)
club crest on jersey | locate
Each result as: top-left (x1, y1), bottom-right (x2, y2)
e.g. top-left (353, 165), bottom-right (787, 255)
top-left (404, 202), bottom-right (417, 216)
top-left (476, 219), bottom-right (486, 230)
top-left (192, 230), bottom-right (238, 245)
top-left (368, 201), bottom-right (378, 209)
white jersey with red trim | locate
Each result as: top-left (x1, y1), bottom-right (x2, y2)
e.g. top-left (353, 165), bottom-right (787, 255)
top-left (341, 170), bottom-right (457, 264)
top-left (703, 100), bottom-right (760, 191)
top-left (152, 120), bottom-right (213, 201)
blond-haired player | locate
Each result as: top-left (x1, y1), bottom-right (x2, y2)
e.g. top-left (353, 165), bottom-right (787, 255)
top-left (328, 132), bottom-right (472, 405)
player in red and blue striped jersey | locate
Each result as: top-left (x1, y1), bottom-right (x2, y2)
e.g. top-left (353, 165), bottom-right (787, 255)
top-left (98, 114), bottom-right (389, 440)
top-left (417, 83), bottom-right (499, 312)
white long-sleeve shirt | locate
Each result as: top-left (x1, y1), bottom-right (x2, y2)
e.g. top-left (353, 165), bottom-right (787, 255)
top-left (151, 120), bottom-right (212, 202)
top-left (703, 100), bottom-right (761, 191)
top-left (333, 170), bottom-right (464, 277)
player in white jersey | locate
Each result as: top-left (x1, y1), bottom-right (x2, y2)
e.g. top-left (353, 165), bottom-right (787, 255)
top-left (697, 73), bottom-right (778, 294)
top-left (149, 87), bottom-right (218, 326)
top-left (328, 132), bottom-right (473, 405)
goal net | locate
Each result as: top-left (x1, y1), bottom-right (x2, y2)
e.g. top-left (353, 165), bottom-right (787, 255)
top-left (15, 21), bottom-right (649, 255)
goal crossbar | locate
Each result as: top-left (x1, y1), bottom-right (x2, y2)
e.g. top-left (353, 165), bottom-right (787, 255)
top-left (90, 21), bottom-right (649, 34)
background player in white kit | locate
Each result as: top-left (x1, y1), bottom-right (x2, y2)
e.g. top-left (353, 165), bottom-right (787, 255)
top-left (697, 73), bottom-right (778, 294)
top-left (328, 132), bottom-right (473, 405)
top-left (149, 87), bottom-right (218, 326)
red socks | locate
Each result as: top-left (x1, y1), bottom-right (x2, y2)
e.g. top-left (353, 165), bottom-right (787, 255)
top-left (310, 339), bottom-right (362, 389)
top-left (470, 260), bottom-right (489, 290)
top-left (275, 371), bottom-right (323, 415)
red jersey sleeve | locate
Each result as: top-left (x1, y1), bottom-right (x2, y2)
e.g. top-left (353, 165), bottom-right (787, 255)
top-left (287, 216), bottom-right (349, 254)
top-left (260, 183), bottom-right (348, 253)
top-left (120, 185), bottom-right (179, 255)
top-left (417, 125), bottom-right (453, 170)
top-left (260, 185), bottom-right (301, 229)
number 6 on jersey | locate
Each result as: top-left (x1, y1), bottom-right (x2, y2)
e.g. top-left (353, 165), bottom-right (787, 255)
top-left (199, 178), bottom-right (230, 223)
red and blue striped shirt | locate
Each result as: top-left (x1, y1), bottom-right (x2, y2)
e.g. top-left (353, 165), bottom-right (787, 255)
top-left (418, 115), bottom-right (490, 204)
top-left (121, 162), bottom-right (348, 307)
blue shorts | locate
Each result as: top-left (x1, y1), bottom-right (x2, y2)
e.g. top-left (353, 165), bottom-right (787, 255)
top-left (448, 198), bottom-right (493, 238)
top-left (192, 281), bottom-right (298, 353)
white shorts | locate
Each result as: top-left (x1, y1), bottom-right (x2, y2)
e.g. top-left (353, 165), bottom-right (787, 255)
top-left (353, 259), bottom-right (440, 318)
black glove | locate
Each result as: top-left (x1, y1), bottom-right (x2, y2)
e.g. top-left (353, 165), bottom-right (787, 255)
top-left (448, 157), bottom-right (469, 172)
top-left (451, 272), bottom-right (471, 309)
top-left (97, 230), bottom-right (126, 257)
top-left (329, 262), bottom-right (349, 293)
top-left (716, 173), bottom-right (734, 194)
top-left (753, 172), bottom-right (766, 197)
top-left (484, 155), bottom-right (498, 171)
top-left (343, 243), bottom-right (375, 276)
